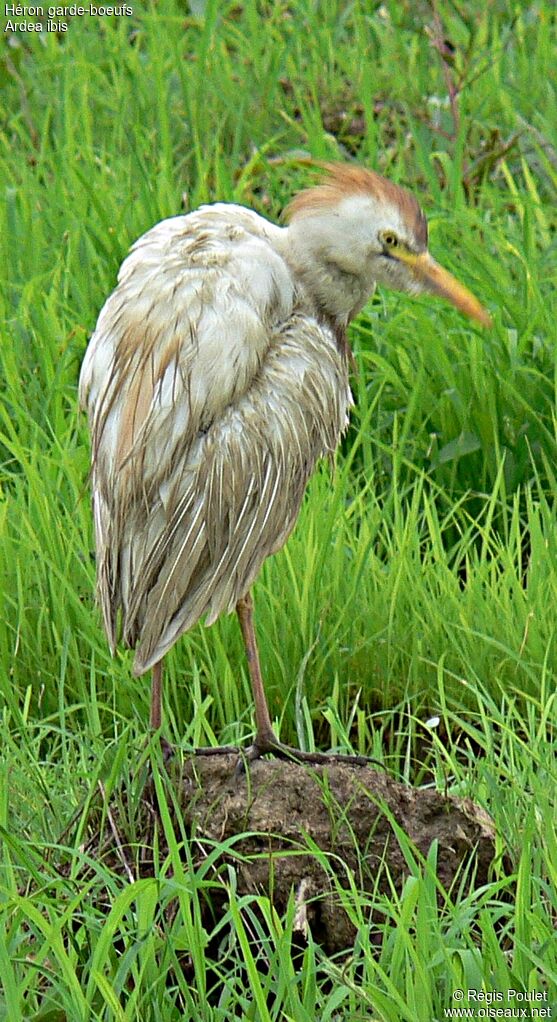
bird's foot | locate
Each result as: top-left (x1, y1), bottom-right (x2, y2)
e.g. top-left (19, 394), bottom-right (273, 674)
top-left (193, 743), bottom-right (242, 757)
top-left (173, 733), bottom-right (382, 771)
top-left (145, 733), bottom-right (175, 765)
top-left (237, 731), bottom-right (382, 771)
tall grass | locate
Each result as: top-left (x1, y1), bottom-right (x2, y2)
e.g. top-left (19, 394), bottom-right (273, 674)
top-left (1, 0), bottom-right (556, 1017)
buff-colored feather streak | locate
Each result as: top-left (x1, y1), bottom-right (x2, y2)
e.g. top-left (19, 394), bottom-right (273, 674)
top-left (79, 163), bottom-right (491, 762)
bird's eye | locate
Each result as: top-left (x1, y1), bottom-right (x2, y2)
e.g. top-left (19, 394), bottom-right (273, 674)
top-left (382, 233), bottom-right (398, 248)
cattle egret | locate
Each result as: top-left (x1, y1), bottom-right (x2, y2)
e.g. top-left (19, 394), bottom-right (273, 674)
top-left (79, 162), bottom-right (491, 762)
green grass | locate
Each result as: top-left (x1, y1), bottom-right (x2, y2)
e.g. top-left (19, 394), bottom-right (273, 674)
top-left (1, 0), bottom-right (557, 1017)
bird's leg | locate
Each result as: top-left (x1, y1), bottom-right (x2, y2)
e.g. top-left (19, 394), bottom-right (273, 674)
top-left (192, 593), bottom-right (274, 760)
top-left (235, 592), bottom-right (378, 768)
top-left (146, 660), bottom-right (175, 762)
top-left (236, 592), bottom-right (381, 770)
top-left (236, 591), bottom-right (279, 749)
top-left (150, 659), bottom-right (163, 730)
top-left (147, 657), bottom-right (233, 760)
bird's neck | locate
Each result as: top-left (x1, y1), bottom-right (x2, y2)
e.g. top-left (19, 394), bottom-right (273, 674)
top-left (280, 227), bottom-right (373, 329)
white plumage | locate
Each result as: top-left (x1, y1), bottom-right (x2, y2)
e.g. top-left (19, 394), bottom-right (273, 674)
top-left (80, 163), bottom-right (490, 757)
top-left (80, 203), bottom-right (351, 670)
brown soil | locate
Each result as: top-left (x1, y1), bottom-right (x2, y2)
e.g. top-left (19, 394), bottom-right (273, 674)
top-left (105, 752), bottom-right (498, 954)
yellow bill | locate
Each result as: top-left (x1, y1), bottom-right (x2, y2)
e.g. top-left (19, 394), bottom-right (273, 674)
top-left (406, 251), bottom-right (492, 328)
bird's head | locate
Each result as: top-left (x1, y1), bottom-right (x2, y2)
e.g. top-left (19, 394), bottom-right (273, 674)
top-left (284, 163), bottom-right (491, 328)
